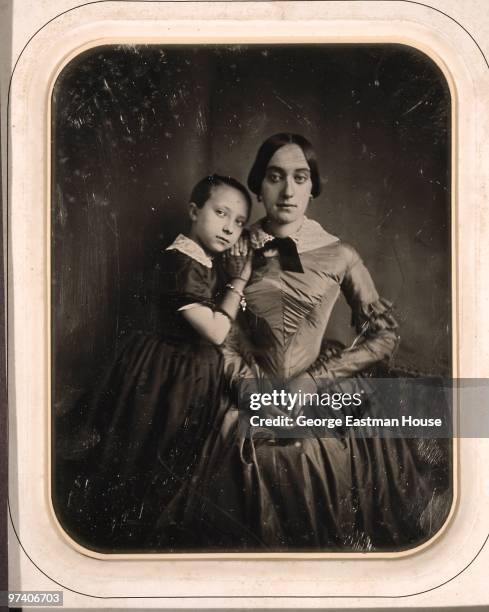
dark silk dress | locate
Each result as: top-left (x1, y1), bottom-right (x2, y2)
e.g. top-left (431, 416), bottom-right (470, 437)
top-left (56, 243), bottom-right (230, 552)
top-left (177, 219), bottom-right (451, 552)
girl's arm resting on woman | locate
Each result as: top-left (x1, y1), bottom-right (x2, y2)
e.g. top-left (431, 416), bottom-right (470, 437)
top-left (182, 248), bottom-right (253, 346)
top-left (181, 304), bottom-right (233, 346)
top-left (181, 276), bottom-right (248, 346)
top-left (307, 246), bottom-right (399, 381)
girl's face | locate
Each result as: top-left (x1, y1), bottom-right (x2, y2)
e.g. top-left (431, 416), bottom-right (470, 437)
top-left (189, 184), bottom-right (249, 253)
top-left (260, 144), bottom-right (313, 227)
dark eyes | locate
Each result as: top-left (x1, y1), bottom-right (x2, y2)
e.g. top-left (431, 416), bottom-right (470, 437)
top-left (267, 172), bottom-right (282, 183)
top-left (266, 172), bottom-right (310, 184)
top-left (215, 208), bottom-right (245, 227)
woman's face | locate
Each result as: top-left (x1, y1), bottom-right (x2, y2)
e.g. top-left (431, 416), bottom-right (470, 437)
top-left (260, 144), bottom-right (313, 227)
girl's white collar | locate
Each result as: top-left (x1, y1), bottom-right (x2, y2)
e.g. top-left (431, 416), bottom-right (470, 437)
top-left (165, 234), bottom-right (213, 268)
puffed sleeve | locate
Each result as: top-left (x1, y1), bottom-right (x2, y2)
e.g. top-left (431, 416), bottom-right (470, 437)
top-left (307, 245), bottom-right (399, 380)
top-left (159, 251), bottom-right (215, 310)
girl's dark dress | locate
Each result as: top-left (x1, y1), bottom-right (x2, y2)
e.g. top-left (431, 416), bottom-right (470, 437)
top-left (63, 235), bottom-right (228, 551)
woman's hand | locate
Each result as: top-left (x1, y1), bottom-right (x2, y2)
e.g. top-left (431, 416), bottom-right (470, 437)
top-left (223, 234), bottom-right (253, 281)
top-left (286, 373), bottom-right (318, 418)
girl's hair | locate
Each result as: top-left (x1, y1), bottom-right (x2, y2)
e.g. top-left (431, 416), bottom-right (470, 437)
top-left (247, 133), bottom-right (321, 198)
top-left (190, 174), bottom-right (252, 215)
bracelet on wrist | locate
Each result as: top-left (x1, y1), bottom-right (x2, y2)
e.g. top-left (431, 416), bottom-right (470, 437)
top-left (226, 283), bottom-right (247, 311)
top-left (226, 283), bottom-right (244, 298)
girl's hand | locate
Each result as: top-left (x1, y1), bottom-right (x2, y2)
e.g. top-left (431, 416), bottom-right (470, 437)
top-left (238, 249), bottom-right (253, 282)
top-left (230, 234), bottom-right (249, 258)
top-left (224, 235), bottom-right (253, 281)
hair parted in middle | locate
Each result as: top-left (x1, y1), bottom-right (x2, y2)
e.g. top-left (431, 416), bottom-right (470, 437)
top-left (190, 174), bottom-right (252, 215)
top-left (247, 133), bottom-right (322, 198)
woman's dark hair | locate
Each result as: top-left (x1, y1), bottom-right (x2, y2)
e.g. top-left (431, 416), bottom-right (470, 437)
top-left (247, 133), bottom-right (321, 198)
top-left (190, 174), bottom-right (252, 216)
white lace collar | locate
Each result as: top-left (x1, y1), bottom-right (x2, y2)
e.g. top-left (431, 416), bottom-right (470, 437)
top-left (165, 234), bottom-right (213, 268)
top-left (249, 216), bottom-right (339, 253)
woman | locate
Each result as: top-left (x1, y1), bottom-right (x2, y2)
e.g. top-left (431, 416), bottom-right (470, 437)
top-left (174, 133), bottom-right (450, 552)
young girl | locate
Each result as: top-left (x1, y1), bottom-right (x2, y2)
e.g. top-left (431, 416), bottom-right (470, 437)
top-left (62, 175), bottom-right (253, 552)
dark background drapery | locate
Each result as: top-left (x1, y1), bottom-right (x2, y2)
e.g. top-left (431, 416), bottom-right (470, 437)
top-left (51, 44), bottom-right (451, 417)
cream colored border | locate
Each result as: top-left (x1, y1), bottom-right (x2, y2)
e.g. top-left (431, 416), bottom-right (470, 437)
top-left (46, 36), bottom-right (459, 563)
top-left (8, 1), bottom-right (489, 608)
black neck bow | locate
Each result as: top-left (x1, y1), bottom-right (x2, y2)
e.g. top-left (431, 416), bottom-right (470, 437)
top-left (255, 237), bottom-right (304, 273)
